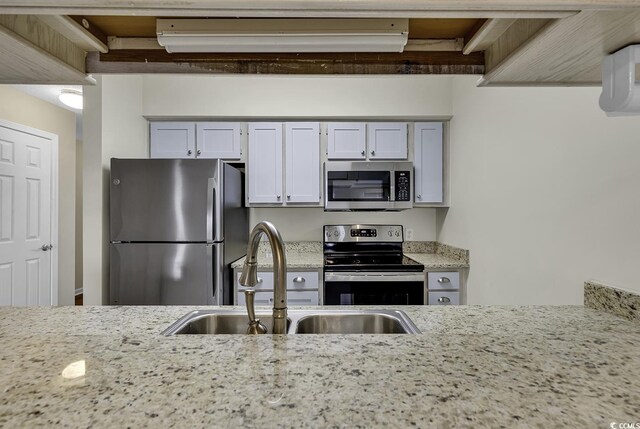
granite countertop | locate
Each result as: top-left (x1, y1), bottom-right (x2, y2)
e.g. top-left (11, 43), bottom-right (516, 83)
top-left (231, 241), bottom-right (468, 271)
top-left (1, 305), bottom-right (638, 427)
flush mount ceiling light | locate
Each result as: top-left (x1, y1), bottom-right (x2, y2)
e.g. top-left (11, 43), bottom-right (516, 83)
top-left (156, 18), bottom-right (409, 53)
top-left (58, 89), bottom-right (83, 110)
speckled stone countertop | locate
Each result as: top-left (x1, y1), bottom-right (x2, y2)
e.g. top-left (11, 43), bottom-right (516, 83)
top-left (231, 241), bottom-right (468, 270)
top-left (1, 305), bottom-right (638, 427)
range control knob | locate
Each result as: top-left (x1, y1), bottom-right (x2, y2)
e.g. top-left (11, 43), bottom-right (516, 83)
top-left (388, 231), bottom-right (393, 237)
top-left (395, 231), bottom-right (400, 237)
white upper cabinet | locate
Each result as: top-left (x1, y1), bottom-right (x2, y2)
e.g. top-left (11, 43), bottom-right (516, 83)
top-left (196, 122), bottom-right (242, 159)
top-left (150, 122), bottom-right (196, 158)
top-left (414, 122), bottom-right (443, 204)
top-left (285, 122), bottom-right (320, 204)
top-left (327, 122), bottom-right (366, 159)
top-left (248, 123), bottom-right (283, 204)
top-left (367, 122), bottom-right (408, 159)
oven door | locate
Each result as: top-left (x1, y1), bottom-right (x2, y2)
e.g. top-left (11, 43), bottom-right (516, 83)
top-left (324, 272), bottom-right (425, 305)
top-left (325, 169), bottom-right (393, 210)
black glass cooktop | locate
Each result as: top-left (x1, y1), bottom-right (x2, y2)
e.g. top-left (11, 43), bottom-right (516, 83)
top-left (324, 253), bottom-right (424, 272)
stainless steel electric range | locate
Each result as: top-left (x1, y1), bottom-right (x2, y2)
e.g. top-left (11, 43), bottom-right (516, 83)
top-left (323, 225), bottom-right (425, 305)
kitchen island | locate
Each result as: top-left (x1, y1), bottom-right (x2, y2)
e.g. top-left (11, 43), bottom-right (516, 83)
top-left (0, 305), bottom-right (638, 427)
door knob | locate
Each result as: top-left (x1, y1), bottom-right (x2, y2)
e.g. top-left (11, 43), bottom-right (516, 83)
top-left (41, 244), bottom-right (53, 251)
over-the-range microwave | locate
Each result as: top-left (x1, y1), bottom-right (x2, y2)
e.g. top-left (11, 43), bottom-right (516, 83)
top-left (324, 161), bottom-right (413, 211)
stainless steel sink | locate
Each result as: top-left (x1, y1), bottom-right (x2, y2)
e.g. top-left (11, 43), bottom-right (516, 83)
top-left (294, 312), bottom-right (413, 334)
top-left (162, 309), bottom-right (420, 335)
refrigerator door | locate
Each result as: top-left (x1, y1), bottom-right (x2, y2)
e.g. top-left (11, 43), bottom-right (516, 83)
top-left (110, 158), bottom-right (223, 242)
top-left (110, 243), bottom-right (224, 305)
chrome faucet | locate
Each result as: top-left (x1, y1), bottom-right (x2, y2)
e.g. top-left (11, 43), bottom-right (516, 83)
top-left (239, 221), bottom-right (288, 334)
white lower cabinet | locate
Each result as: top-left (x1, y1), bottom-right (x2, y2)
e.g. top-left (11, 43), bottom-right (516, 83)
top-left (237, 290), bottom-right (319, 306)
top-left (426, 270), bottom-right (461, 305)
top-left (236, 270), bottom-right (320, 305)
top-left (428, 291), bottom-right (460, 306)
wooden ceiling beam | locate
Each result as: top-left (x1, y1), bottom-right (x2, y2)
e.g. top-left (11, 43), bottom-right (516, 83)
top-left (462, 18), bottom-right (516, 54)
top-left (87, 50), bottom-right (484, 75)
top-left (39, 15), bottom-right (108, 52)
top-left (0, 0), bottom-right (584, 18)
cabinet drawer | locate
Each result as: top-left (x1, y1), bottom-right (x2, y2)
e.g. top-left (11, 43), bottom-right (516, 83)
top-left (237, 291), bottom-right (273, 306)
top-left (237, 290), bottom-right (319, 306)
top-left (287, 272), bottom-right (319, 290)
top-left (236, 271), bottom-right (274, 291)
top-left (427, 272), bottom-right (460, 290)
top-left (428, 291), bottom-right (459, 306)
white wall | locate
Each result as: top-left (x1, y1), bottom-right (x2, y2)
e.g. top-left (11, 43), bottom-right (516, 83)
top-left (0, 85), bottom-right (76, 305)
top-left (143, 75), bottom-right (452, 119)
top-left (251, 208), bottom-right (436, 241)
top-left (83, 75), bottom-right (146, 305)
top-left (439, 76), bottom-right (640, 304)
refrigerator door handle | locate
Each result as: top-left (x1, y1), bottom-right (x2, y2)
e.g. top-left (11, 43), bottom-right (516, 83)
top-left (207, 168), bottom-right (224, 243)
top-left (209, 243), bottom-right (224, 305)
top-left (207, 177), bottom-right (215, 242)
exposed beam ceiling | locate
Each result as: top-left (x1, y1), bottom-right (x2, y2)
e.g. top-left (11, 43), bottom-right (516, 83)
top-left (87, 50), bottom-right (484, 75)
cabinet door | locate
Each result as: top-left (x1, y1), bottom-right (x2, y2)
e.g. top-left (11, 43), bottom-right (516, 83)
top-left (196, 122), bottom-right (242, 159)
top-left (285, 122), bottom-right (320, 203)
top-left (414, 122), bottom-right (443, 204)
top-left (150, 122), bottom-right (195, 158)
top-left (248, 123), bottom-right (283, 204)
top-left (327, 122), bottom-right (366, 159)
top-left (367, 122), bottom-right (408, 159)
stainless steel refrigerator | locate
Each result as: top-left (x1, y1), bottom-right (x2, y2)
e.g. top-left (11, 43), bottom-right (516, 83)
top-left (109, 159), bottom-right (248, 305)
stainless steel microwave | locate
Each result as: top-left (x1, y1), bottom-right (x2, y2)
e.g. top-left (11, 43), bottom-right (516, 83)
top-left (324, 161), bottom-right (414, 211)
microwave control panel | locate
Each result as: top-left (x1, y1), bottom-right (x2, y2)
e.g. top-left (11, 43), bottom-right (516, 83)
top-left (395, 171), bottom-right (411, 201)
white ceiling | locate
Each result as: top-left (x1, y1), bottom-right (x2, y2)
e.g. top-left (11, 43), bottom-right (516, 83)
top-left (10, 84), bottom-right (83, 138)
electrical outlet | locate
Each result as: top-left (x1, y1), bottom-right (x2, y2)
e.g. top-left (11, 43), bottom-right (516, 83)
top-left (406, 228), bottom-right (414, 240)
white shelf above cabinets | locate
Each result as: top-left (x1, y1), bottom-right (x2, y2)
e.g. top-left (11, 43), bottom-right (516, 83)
top-left (367, 122), bottom-right (408, 159)
top-left (150, 121), bottom-right (242, 159)
top-left (150, 122), bottom-right (196, 158)
top-left (414, 122), bottom-right (444, 204)
top-left (247, 122), bottom-right (283, 204)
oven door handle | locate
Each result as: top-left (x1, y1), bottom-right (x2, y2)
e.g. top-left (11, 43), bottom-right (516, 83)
top-left (324, 272), bottom-right (425, 283)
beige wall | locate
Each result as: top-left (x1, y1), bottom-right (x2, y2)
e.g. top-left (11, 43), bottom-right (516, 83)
top-left (439, 76), bottom-right (640, 304)
top-left (0, 85), bottom-right (76, 305)
top-left (83, 75), bottom-right (147, 305)
top-left (251, 208), bottom-right (436, 242)
top-left (75, 139), bottom-right (82, 296)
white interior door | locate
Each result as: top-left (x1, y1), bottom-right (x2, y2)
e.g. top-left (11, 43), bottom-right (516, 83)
top-left (0, 124), bottom-right (53, 306)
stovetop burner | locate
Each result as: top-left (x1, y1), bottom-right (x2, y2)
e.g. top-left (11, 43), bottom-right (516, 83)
top-left (323, 225), bottom-right (424, 273)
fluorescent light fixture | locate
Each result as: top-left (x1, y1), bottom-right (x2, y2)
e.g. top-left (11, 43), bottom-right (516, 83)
top-left (156, 19), bottom-right (409, 53)
top-left (58, 89), bottom-right (83, 110)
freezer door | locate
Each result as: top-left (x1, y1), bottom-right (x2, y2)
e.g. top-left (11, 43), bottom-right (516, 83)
top-left (110, 158), bottom-right (222, 242)
top-left (110, 243), bottom-right (224, 305)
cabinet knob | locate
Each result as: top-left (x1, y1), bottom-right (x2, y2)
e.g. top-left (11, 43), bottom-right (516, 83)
top-left (287, 195), bottom-right (291, 200)
top-left (371, 150), bottom-right (375, 156)
top-left (417, 195), bottom-right (422, 200)
top-left (257, 277), bottom-right (263, 284)
top-left (187, 150), bottom-right (192, 155)
top-left (360, 150), bottom-right (365, 156)
top-left (293, 277), bottom-right (305, 283)
top-left (197, 149), bottom-right (201, 156)
top-left (437, 277), bottom-right (450, 283)
top-left (277, 195), bottom-right (281, 199)
top-left (437, 297), bottom-right (451, 303)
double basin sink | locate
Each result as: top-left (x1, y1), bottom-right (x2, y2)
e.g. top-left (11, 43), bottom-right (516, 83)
top-left (162, 309), bottom-right (421, 335)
